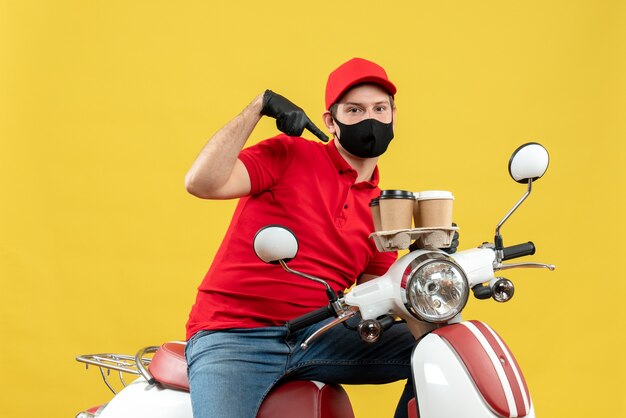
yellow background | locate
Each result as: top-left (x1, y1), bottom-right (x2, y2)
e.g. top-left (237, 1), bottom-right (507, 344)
top-left (1, 1), bottom-right (625, 417)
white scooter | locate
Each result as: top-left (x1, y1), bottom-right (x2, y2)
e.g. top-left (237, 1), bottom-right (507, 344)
top-left (76, 142), bottom-right (554, 418)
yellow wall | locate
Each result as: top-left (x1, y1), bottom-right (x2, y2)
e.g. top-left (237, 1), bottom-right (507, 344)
top-left (1, 1), bottom-right (624, 417)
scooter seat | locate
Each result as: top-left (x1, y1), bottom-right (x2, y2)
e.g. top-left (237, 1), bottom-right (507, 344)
top-left (149, 342), bottom-right (355, 417)
top-left (148, 341), bottom-right (189, 391)
top-left (257, 380), bottom-right (354, 418)
top-left (408, 397), bottom-right (419, 418)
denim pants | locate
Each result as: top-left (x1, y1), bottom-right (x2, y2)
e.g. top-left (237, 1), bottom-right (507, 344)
top-left (185, 318), bottom-right (416, 418)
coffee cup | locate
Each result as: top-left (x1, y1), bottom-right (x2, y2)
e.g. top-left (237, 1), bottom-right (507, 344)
top-left (412, 192), bottom-right (420, 228)
top-left (378, 190), bottom-right (415, 231)
top-left (369, 198), bottom-right (382, 232)
top-left (415, 190), bottom-right (454, 228)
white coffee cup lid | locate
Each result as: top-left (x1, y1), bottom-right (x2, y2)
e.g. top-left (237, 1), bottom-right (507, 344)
top-left (417, 190), bottom-right (454, 200)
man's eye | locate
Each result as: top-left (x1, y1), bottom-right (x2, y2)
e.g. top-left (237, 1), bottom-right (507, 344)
top-left (347, 107), bottom-right (361, 113)
top-left (376, 106), bottom-right (387, 112)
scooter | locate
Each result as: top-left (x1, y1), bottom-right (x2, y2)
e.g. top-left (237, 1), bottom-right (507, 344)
top-left (76, 142), bottom-right (554, 418)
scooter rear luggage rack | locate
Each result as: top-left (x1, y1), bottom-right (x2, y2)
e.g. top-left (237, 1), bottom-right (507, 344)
top-left (76, 352), bottom-right (154, 394)
top-left (369, 226), bottom-right (458, 252)
top-left (76, 353), bottom-right (151, 374)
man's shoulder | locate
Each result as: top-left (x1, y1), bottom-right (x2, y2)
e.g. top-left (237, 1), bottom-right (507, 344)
top-left (264, 134), bottom-right (324, 147)
top-left (255, 134), bottom-right (326, 156)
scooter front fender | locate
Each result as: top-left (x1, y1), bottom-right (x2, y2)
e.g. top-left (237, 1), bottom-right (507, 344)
top-left (411, 320), bottom-right (534, 418)
top-left (98, 377), bottom-right (192, 418)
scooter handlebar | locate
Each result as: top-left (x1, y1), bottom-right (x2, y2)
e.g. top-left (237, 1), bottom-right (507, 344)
top-left (286, 305), bottom-right (335, 333)
top-left (502, 242), bottom-right (536, 261)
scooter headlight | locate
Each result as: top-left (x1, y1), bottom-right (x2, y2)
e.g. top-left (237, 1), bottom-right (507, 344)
top-left (401, 253), bottom-right (469, 323)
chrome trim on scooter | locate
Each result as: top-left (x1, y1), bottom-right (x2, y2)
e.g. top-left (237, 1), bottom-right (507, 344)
top-left (495, 262), bottom-right (556, 271)
top-left (135, 345), bottom-right (160, 384)
top-left (496, 179), bottom-right (533, 247)
top-left (401, 253), bottom-right (469, 323)
top-left (279, 259), bottom-right (336, 297)
top-left (301, 306), bottom-right (359, 350)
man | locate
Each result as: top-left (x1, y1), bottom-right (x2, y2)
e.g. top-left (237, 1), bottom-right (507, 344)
top-left (185, 58), bottom-right (417, 418)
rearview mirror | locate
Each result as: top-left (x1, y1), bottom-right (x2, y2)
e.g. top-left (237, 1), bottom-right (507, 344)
top-left (253, 225), bottom-right (299, 264)
top-left (496, 142), bottom-right (550, 251)
top-left (508, 142), bottom-right (550, 184)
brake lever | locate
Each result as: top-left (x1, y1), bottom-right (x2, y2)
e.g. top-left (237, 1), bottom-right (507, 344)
top-left (301, 306), bottom-right (359, 350)
top-left (495, 262), bottom-right (556, 271)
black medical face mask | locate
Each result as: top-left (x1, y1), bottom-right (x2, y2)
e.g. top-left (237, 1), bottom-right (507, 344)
top-left (333, 117), bottom-right (394, 159)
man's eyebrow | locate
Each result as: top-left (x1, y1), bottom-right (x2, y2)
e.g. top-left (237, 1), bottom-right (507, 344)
top-left (341, 101), bottom-right (390, 107)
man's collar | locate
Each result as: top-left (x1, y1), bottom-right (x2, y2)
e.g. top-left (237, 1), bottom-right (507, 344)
top-left (326, 139), bottom-right (379, 188)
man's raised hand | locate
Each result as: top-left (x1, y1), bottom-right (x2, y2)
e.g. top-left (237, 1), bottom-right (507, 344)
top-left (261, 90), bottom-right (329, 142)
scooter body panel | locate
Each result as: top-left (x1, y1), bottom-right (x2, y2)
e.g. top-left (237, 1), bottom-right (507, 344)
top-left (411, 321), bottom-right (534, 418)
top-left (98, 377), bottom-right (192, 418)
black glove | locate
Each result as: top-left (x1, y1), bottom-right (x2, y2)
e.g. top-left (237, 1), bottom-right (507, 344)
top-left (440, 223), bottom-right (460, 254)
top-left (261, 90), bottom-right (329, 142)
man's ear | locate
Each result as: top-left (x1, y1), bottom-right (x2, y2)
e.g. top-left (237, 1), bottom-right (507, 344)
top-left (392, 106), bottom-right (397, 129)
top-left (322, 111), bottom-right (336, 135)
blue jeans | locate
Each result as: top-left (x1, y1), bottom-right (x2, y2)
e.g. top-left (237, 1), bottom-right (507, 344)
top-left (185, 319), bottom-right (415, 418)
